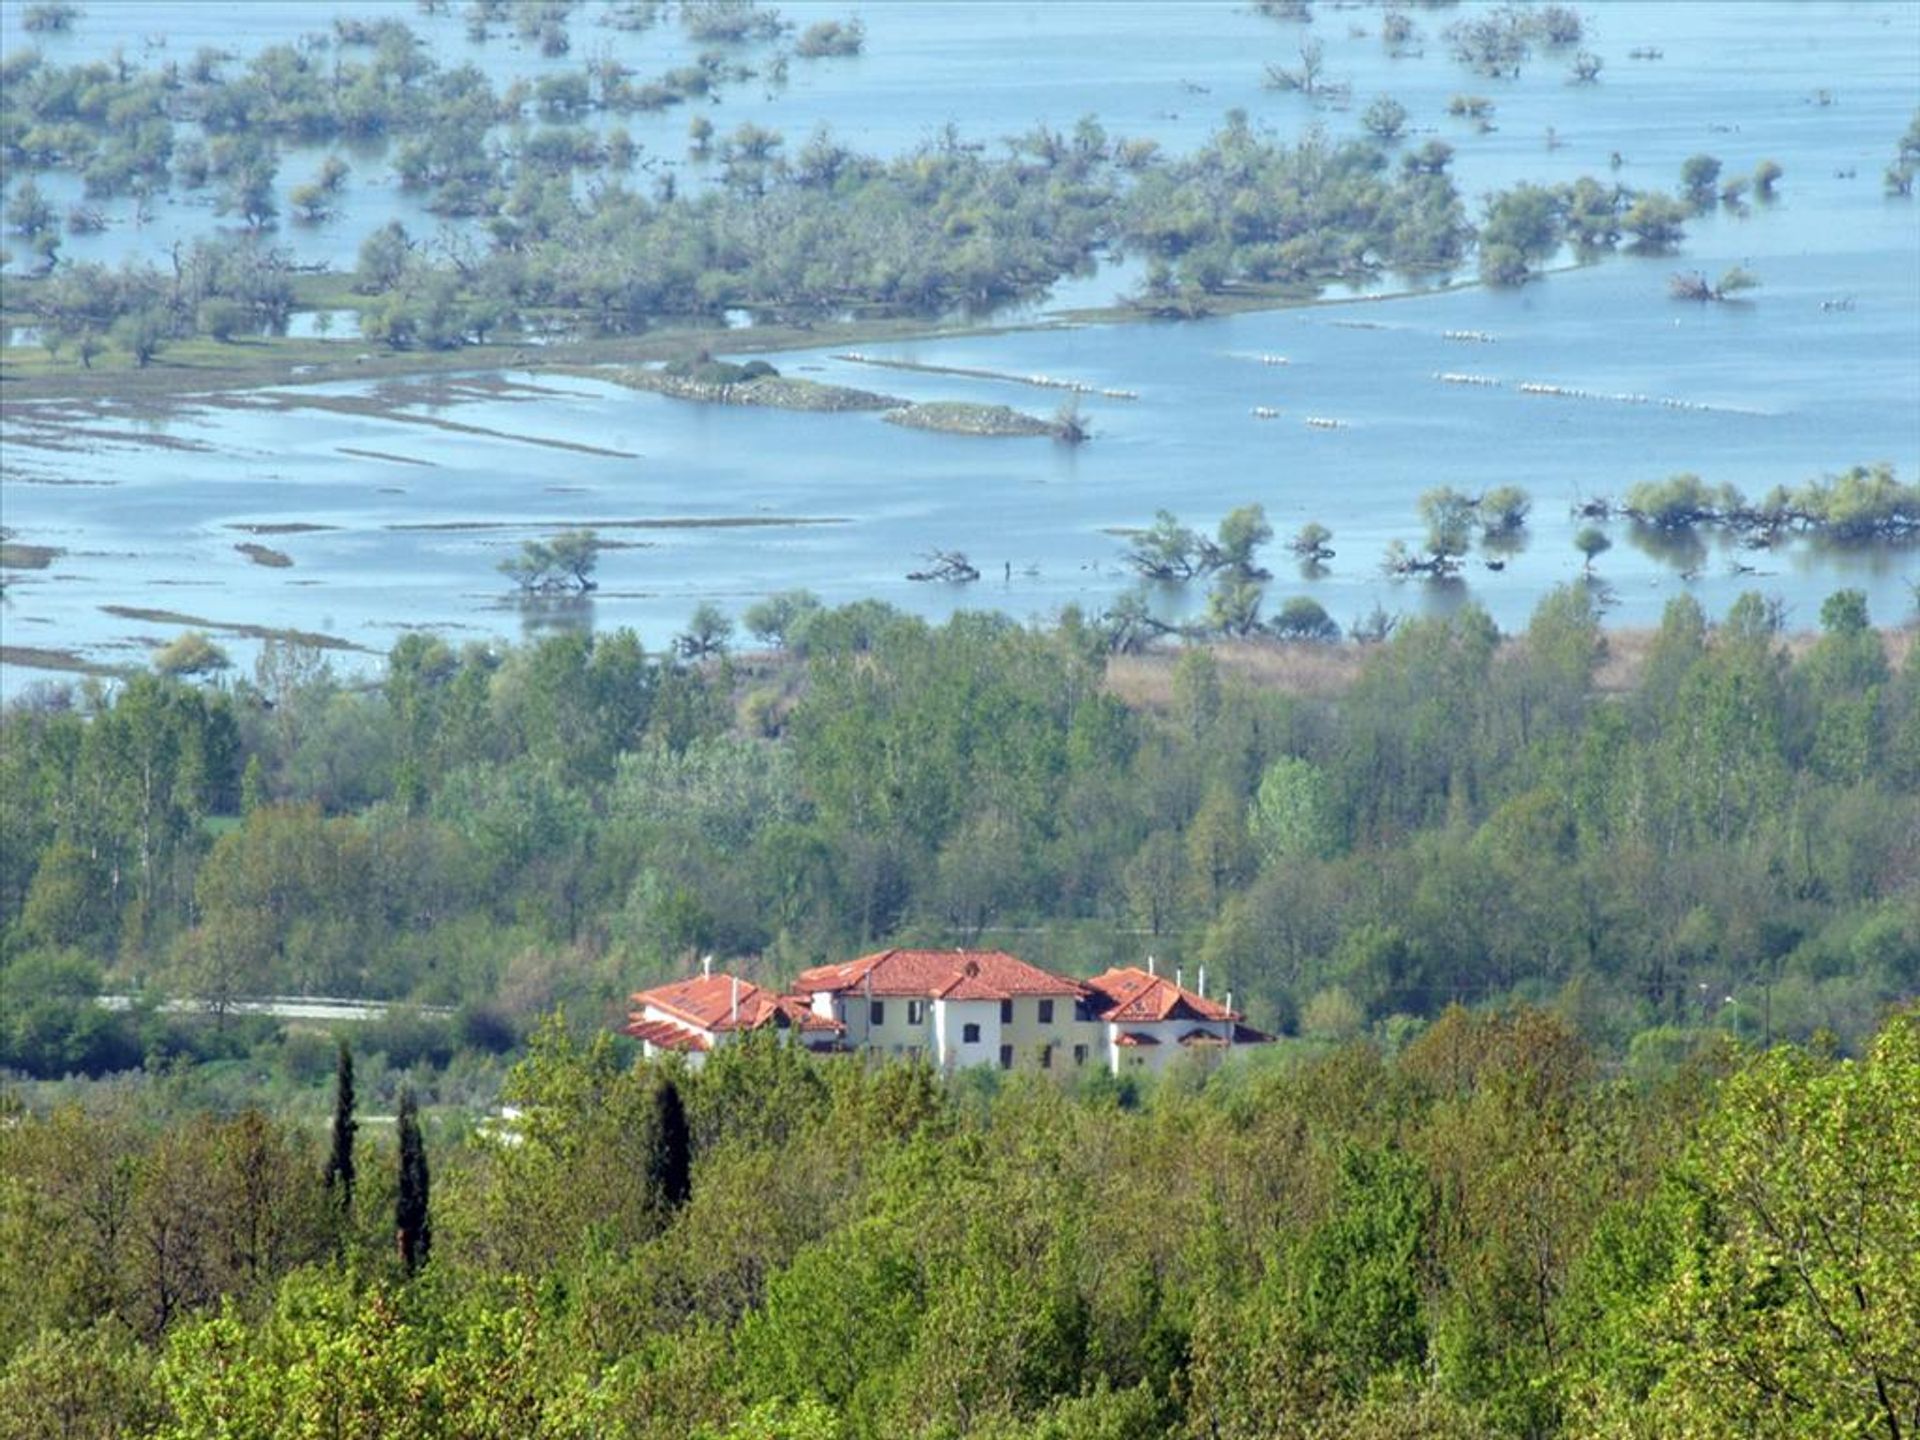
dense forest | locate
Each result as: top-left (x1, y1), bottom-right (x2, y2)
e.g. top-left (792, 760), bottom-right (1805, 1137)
top-left (1, 1003), bottom-right (1913, 1438)
top-left (3, 581), bottom-right (1915, 1099)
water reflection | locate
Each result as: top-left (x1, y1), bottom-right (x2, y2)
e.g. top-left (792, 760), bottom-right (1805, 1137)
top-left (1481, 530), bottom-right (1531, 562)
top-left (1795, 534), bottom-right (1920, 580)
top-left (1626, 522), bottom-right (1709, 573)
top-left (514, 593), bottom-right (595, 639)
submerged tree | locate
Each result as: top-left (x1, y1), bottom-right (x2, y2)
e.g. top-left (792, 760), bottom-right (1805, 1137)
top-left (1126, 511), bottom-right (1207, 581)
top-left (1478, 485), bottom-right (1532, 537)
top-left (1574, 526), bottom-right (1612, 573)
top-left (1669, 267), bottom-right (1759, 303)
top-left (500, 529), bottom-right (600, 593)
top-left (1290, 521), bottom-right (1335, 564)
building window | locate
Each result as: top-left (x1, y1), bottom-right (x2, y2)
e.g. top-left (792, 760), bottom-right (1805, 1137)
top-left (1000, 999), bottom-right (1013, 1024)
top-left (1073, 1044), bottom-right (1088, 1067)
top-left (907, 1000), bottom-right (925, 1025)
top-left (1038, 999), bottom-right (1055, 1024)
top-left (870, 1000), bottom-right (885, 1026)
top-left (998, 1044), bottom-right (1013, 1070)
top-left (1040, 1045), bottom-right (1052, 1069)
top-left (963, 1022), bottom-right (981, 1044)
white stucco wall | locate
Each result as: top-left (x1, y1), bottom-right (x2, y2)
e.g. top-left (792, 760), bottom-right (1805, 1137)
top-left (933, 998), bottom-right (1002, 1069)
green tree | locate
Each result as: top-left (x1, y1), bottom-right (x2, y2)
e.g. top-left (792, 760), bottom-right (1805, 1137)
top-left (1362, 95), bottom-right (1409, 142)
top-left (1478, 485), bottom-right (1531, 537)
top-left (1680, 153), bottom-right (1723, 205)
top-left (1290, 521), bottom-right (1334, 563)
top-left (676, 603), bottom-right (734, 660)
top-left (1125, 510), bottom-right (1205, 581)
top-left (1574, 526), bottom-right (1611, 572)
top-left (1211, 504), bottom-right (1274, 581)
top-left (1480, 183), bottom-right (1563, 282)
top-left (152, 631), bottom-right (230, 677)
top-left (1588, 1014), bottom-right (1920, 1437)
top-left (325, 1041), bottom-right (357, 1223)
top-left (648, 1076), bottom-right (692, 1213)
top-left (743, 589), bottom-right (823, 649)
top-left (1622, 191), bottom-right (1689, 249)
top-left (1269, 595), bottom-right (1340, 642)
top-left (1290, 1144), bottom-right (1432, 1392)
top-left (1249, 755), bottom-right (1339, 863)
top-left (395, 1087), bottom-right (431, 1275)
top-left (112, 307), bottom-right (170, 368)
top-left (1418, 486), bottom-right (1477, 570)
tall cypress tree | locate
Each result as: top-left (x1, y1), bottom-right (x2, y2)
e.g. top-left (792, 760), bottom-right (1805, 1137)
top-left (649, 1076), bottom-right (692, 1213)
top-left (324, 1040), bottom-right (357, 1216)
top-left (395, 1086), bottom-right (431, 1275)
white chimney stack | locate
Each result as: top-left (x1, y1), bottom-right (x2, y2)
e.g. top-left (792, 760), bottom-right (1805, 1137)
top-left (1176, 967), bottom-right (1184, 992)
top-left (1225, 990), bottom-right (1234, 1018)
top-left (731, 974), bottom-right (740, 1026)
top-left (1198, 966), bottom-right (1207, 998)
top-left (702, 954), bottom-right (713, 979)
top-left (1147, 955), bottom-right (1156, 977)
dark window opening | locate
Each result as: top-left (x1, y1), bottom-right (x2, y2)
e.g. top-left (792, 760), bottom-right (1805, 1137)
top-left (998, 1044), bottom-right (1013, 1070)
top-left (963, 1022), bottom-right (981, 1044)
top-left (1038, 999), bottom-right (1055, 1024)
top-left (870, 1000), bottom-right (885, 1025)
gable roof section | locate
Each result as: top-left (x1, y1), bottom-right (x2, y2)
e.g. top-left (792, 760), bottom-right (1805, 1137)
top-left (795, 949), bottom-right (1086, 1002)
top-left (631, 974), bottom-right (842, 1035)
top-left (1083, 967), bottom-right (1239, 1025)
top-left (623, 1017), bottom-right (712, 1052)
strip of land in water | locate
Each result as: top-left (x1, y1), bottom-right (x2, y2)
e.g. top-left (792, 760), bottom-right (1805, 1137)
top-left (0, 267), bottom-right (1541, 412)
top-left (99, 605), bottom-right (371, 652)
top-left (385, 516), bottom-right (847, 532)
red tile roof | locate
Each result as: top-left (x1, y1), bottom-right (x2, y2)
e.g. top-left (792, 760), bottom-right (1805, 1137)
top-left (1083, 967), bottom-right (1238, 1024)
top-left (631, 974), bottom-right (842, 1035)
top-left (795, 950), bottom-right (1086, 1002)
top-left (622, 1017), bottom-right (711, 1052)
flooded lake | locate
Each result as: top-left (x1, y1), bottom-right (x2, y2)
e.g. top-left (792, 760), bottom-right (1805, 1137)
top-left (3, 1), bottom-right (1916, 690)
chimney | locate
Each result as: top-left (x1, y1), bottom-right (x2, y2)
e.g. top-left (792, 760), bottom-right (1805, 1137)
top-left (702, 954), bottom-right (712, 979)
top-left (1147, 955), bottom-right (1156, 977)
top-left (1176, 966), bottom-right (1184, 992)
top-left (1198, 966), bottom-right (1207, 999)
top-left (731, 974), bottom-right (740, 1027)
top-left (1225, 989), bottom-right (1234, 1018)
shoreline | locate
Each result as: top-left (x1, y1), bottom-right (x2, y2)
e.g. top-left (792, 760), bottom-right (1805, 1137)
top-left (0, 264), bottom-right (1527, 410)
top-left (6, 621), bottom-right (1911, 698)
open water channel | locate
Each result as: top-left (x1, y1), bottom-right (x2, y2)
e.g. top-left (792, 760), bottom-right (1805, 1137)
top-left (2, 1), bottom-right (1916, 692)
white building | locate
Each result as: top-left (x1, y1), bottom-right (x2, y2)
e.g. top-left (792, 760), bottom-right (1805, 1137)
top-left (1080, 964), bottom-right (1268, 1075)
top-left (791, 949), bottom-right (1270, 1074)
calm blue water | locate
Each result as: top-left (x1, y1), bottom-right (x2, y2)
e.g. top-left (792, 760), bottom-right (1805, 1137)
top-left (2, 2), bottom-right (1916, 690)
